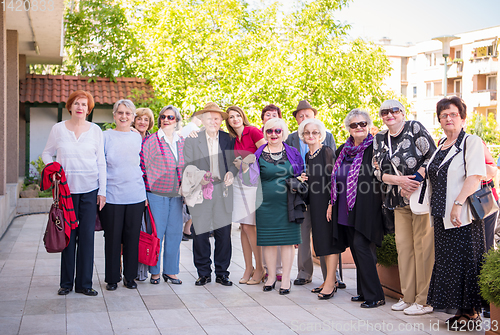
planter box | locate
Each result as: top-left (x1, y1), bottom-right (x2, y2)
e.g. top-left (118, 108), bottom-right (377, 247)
top-left (17, 198), bottom-right (52, 214)
top-left (376, 264), bottom-right (403, 300)
top-left (486, 303), bottom-right (500, 335)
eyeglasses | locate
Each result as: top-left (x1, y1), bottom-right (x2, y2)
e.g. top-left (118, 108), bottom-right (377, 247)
top-left (349, 121), bottom-right (368, 129)
top-left (266, 128), bottom-right (283, 135)
top-left (380, 107), bottom-right (402, 117)
top-left (160, 114), bottom-right (176, 121)
top-left (115, 111), bottom-right (134, 117)
top-left (439, 112), bottom-right (460, 120)
top-left (303, 131), bottom-right (320, 137)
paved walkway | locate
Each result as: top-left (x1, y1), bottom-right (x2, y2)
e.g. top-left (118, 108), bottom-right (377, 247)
top-left (0, 214), bottom-right (486, 334)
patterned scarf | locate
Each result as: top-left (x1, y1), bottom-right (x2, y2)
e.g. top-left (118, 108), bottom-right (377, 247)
top-left (331, 133), bottom-right (373, 211)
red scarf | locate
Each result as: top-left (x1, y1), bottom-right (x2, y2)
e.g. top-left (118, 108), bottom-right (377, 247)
top-left (41, 162), bottom-right (78, 246)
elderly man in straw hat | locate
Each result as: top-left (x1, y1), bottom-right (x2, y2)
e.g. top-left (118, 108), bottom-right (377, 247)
top-left (284, 100), bottom-right (346, 290)
top-left (183, 102), bottom-right (237, 286)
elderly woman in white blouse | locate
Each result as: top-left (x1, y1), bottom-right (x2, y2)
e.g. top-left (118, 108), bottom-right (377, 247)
top-left (42, 90), bottom-right (106, 297)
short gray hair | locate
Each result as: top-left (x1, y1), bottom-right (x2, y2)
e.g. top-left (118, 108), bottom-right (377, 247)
top-left (158, 105), bottom-right (183, 130)
top-left (298, 118), bottom-right (326, 143)
top-left (113, 99), bottom-right (136, 116)
top-left (263, 118), bottom-right (289, 141)
top-left (344, 108), bottom-right (373, 129)
top-left (379, 99), bottom-right (405, 117)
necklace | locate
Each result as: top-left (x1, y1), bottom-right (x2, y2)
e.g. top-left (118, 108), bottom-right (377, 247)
top-left (441, 138), bottom-right (457, 150)
top-left (267, 145), bottom-right (284, 161)
top-left (389, 122), bottom-right (405, 137)
top-left (309, 146), bottom-right (322, 159)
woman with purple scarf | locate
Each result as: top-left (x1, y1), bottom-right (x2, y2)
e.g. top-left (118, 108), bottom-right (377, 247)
top-left (243, 118), bottom-right (303, 295)
top-left (326, 109), bottom-right (385, 308)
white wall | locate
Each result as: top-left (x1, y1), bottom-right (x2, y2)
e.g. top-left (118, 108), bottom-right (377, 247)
top-left (29, 107), bottom-right (114, 165)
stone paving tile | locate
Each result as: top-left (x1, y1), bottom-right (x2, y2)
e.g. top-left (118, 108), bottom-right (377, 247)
top-left (0, 214), bottom-right (485, 335)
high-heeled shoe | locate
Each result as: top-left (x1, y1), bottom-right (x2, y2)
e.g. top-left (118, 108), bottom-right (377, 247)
top-left (263, 280), bottom-right (276, 292)
top-left (163, 274), bottom-right (182, 284)
top-left (279, 281), bottom-right (292, 295)
top-left (318, 286), bottom-right (337, 300)
top-left (247, 270), bottom-right (265, 285)
top-left (239, 268), bottom-right (254, 284)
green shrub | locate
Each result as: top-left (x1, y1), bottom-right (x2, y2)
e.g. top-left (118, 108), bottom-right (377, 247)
top-left (479, 248), bottom-right (500, 307)
top-left (376, 233), bottom-right (398, 267)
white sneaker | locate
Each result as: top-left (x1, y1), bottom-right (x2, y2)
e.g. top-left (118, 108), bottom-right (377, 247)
top-left (392, 298), bottom-right (411, 311)
top-left (403, 303), bottom-right (433, 315)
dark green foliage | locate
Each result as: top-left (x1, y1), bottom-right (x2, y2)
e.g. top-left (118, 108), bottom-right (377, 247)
top-left (376, 233), bottom-right (398, 267)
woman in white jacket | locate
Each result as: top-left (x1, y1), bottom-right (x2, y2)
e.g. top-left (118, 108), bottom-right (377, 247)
top-left (425, 96), bottom-right (486, 329)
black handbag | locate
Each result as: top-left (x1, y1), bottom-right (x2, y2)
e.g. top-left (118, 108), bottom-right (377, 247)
top-left (463, 137), bottom-right (499, 220)
top-left (380, 184), bottom-right (395, 235)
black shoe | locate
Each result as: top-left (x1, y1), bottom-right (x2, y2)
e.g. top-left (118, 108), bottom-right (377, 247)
top-left (163, 274), bottom-right (182, 284)
top-left (215, 275), bottom-right (233, 286)
top-left (360, 300), bottom-right (385, 308)
top-left (183, 233), bottom-right (193, 240)
top-left (75, 288), bottom-right (98, 296)
top-left (106, 283), bottom-right (118, 291)
top-left (195, 276), bottom-right (211, 286)
top-left (484, 310), bottom-right (491, 318)
top-left (293, 278), bottom-right (311, 285)
top-left (318, 286), bottom-right (336, 300)
top-left (57, 287), bottom-right (71, 295)
top-left (263, 281), bottom-right (276, 292)
top-left (311, 287), bottom-right (322, 293)
top-left (123, 278), bottom-right (137, 289)
top-left (279, 281), bottom-right (292, 295)
top-left (182, 235), bottom-right (189, 241)
top-left (336, 281), bottom-right (346, 289)
top-left (351, 295), bottom-right (365, 302)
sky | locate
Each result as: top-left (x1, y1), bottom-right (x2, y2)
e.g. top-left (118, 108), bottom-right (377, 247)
top-left (274, 0), bottom-right (500, 45)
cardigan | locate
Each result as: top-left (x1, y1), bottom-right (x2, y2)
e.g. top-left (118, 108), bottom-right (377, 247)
top-left (425, 132), bottom-right (486, 229)
top-left (140, 132), bottom-right (185, 196)
top-left (331, 143), bottom-right (384, 247)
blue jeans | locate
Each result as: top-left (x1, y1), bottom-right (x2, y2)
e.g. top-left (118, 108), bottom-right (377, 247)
top-left (147, 193), bottom-right (183, 275)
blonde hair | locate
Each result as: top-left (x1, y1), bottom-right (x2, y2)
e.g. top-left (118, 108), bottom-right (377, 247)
top-left (134, 108), bottom-right (154, 131)
top-left (263, 118), bottom-right (289, 141)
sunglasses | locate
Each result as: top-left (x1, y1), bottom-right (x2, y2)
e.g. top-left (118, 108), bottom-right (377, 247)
top-left (160, 114), bottom-right (176, 121)
top-left (380, 107), bottom-right (402, 117)
top-left (266, 128), bottom-right (283, 135)
top-left (349, 121), bottom-right (368, 129)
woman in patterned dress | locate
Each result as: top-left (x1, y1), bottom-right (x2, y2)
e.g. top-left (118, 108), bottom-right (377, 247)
top-left (425, 96), bottom-right (486, 328)
top-left (372, 99), bottom-right (437, 315)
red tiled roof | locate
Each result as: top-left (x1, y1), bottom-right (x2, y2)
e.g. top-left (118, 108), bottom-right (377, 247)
top-left (20, 74), bottom-right (155, 105)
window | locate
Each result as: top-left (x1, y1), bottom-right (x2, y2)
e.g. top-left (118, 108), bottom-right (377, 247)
top-left (411, 56), bottom-right (417, 72)
top-left (487, 75), bottom-right (497, 91)
top-left (434, 82), bottom-right (442, 96)
top-left (426, 83), bottom-right (432, 97)
top-left (401, 85), bottom-right (407, 97)
top-left (413, 86), bottom-right (417, 98)
top-left (455, 50), bottom-right (461, 59)
top-left (454, 79), bottom-right (462, 95)
top-left (425, 82), bottom-right (442, 97)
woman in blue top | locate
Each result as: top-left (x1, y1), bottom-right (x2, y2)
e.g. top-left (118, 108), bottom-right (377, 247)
top-left (100, 99), bottom-right (147, 291)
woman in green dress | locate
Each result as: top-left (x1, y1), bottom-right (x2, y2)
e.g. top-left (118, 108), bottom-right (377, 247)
top-left (243, 118), bottom-right (303, 295)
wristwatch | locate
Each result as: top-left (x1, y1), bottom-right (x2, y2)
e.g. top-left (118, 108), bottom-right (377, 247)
top-left (453, 200), bottom-right (463, 206)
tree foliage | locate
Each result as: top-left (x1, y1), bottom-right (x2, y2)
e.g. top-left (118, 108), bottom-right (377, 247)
top-left (63, 0), bottom-right (396, 144)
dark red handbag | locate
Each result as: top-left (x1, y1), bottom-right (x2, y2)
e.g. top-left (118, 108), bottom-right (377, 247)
top-left (43, 180), bottom-right (67, 253)
top-left (138, 205), bottom-right (160, 266)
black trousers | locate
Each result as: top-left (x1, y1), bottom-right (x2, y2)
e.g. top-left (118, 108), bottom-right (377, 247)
top-left (189, 184), bottom-right (232, 277)
top-left (100, 201), bottom-right (145, 283)
top-left (60, 189), bottom-right (97, 290)
top-left (342, 225), bottom-right (385, 302)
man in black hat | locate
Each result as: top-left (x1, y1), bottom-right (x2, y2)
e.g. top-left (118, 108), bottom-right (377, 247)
top-left (285, 100), bottom-right (345, 288)
top-left (183, 102), bottom-right (237, 286)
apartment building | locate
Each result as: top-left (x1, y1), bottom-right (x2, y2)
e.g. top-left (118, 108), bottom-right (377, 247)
top-left (382, 26), bottom-right (499, 131)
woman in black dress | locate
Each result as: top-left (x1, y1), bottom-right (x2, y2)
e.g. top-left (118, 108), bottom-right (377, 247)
top-left (425, 97), bottom-right (486, 328)
top-left (297, 118), bottom-right (339, 299)
top-left (326, 109), bottom-right (385, 308)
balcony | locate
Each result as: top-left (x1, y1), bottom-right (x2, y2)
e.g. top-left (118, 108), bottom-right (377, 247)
top-left (446, 62), bottom-right (463, 78)
top-left (471, 90), bottom-right (497, 106)
top-left (469, 57), bottom-right (499, 75)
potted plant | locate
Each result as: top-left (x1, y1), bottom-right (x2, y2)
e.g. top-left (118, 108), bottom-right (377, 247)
top-left (376, 233), bottom-right (402, 299)
top-left (479, 248), bottom-right (500, 334)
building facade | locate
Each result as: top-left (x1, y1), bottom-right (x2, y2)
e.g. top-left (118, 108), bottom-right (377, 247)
top-left (382, 26), bottom-right (499, 132)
